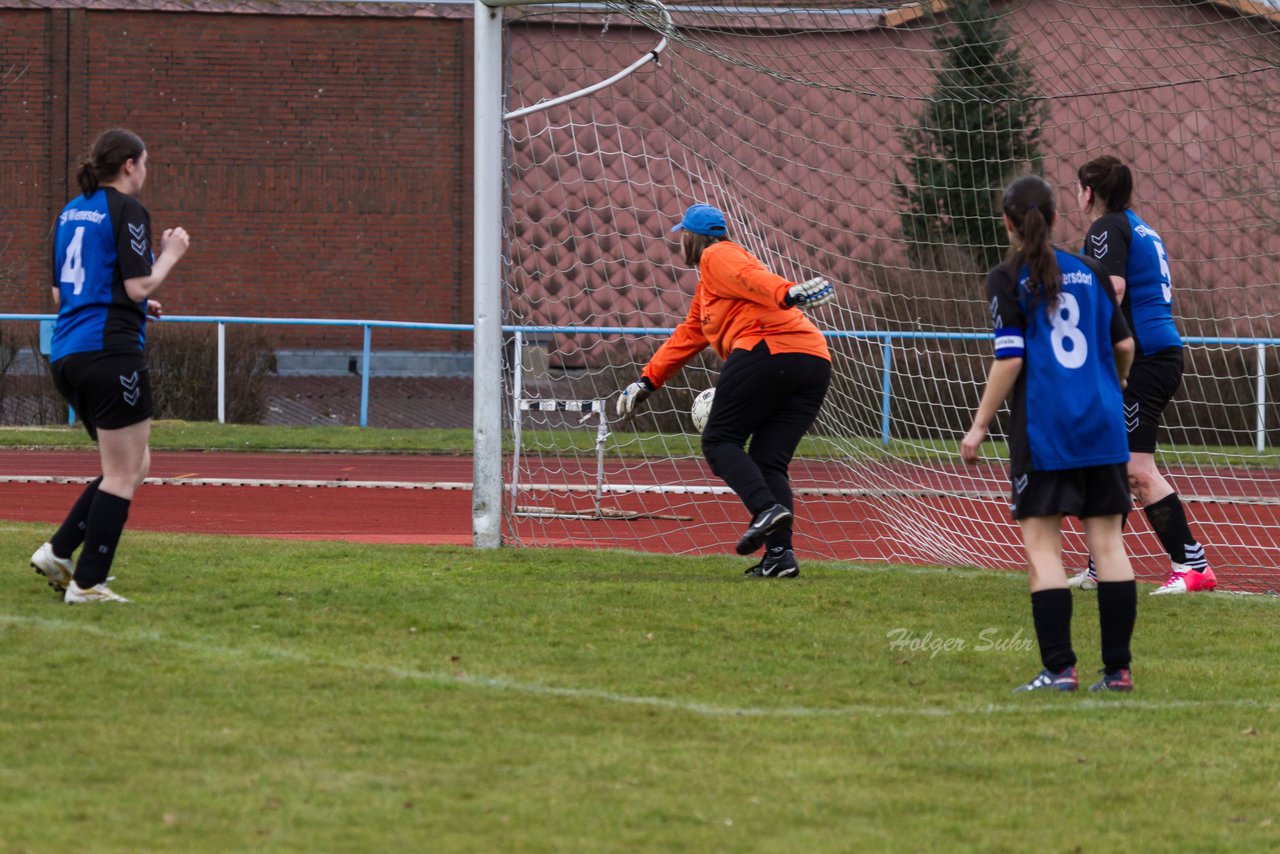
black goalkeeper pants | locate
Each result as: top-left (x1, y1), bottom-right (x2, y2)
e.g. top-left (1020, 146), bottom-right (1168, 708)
top-left (701, 343), bottom-right (832, 543)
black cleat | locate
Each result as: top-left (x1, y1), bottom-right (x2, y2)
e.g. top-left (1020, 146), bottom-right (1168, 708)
top-left (744, 546), bottom-right (799, 579)
top-left (1088, 668), bottom-right (1133, 692)
top-left (735, 503), bottom-right (793, 555)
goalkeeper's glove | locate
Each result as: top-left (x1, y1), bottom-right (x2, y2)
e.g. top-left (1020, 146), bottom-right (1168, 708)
top-left (785, 276), bottom-right (836, 310)
top-left (615, 376), bottom-right (656, 419)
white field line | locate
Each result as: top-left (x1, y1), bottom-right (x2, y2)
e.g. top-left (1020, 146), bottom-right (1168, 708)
top-left (0, 474), bottom-right (1001, 497)
top-left (2, 614), bottom-right (1276, 719)
top-left (2, 475), bottom-right (1272, 504)
top-left (0, 475), bottom-right (470, 490)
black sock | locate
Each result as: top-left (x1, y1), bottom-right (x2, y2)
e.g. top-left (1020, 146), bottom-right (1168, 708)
top-left (1144, 493), bottom-right (1206, 570)
top-left (73, 490), bottom-right (131, 589)
top-left (50, 477), bottom-right (103, 559)
top-left (1030, 588), bottom-right (1076, 672)
top-left (764, 532), bottom-right (793, 551)
top-left (1097, 580), bottom-right (1137, 674)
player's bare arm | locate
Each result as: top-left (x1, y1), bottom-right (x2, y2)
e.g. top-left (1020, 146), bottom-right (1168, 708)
top-left (961, 357), bottom-right (1022, 464)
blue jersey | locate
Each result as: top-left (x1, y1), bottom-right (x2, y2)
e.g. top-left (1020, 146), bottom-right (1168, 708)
top-left (987, 249), bottom-right (1132, 475)
top-left (1082, 210), bottom-right (1182, 357)
top-left (51, 188), bottom-right (153, 361)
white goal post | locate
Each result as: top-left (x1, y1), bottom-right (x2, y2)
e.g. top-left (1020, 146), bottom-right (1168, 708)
top-left (472, 0), bottom-right (672, 548)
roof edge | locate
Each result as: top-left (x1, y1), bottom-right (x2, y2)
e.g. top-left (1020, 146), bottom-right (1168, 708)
top-left (0, 0), bottom-right (471, 17)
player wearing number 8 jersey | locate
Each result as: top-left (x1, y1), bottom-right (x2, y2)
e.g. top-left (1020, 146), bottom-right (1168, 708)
top-left (962, 175), bottom-right (1138, 693)
top-left (1072, 156), bottom-right (1214, 596)
top-left (29, 128), bottom-right (190, 604)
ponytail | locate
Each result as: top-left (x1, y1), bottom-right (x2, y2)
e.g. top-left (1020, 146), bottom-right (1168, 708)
top-left (76, 128), bottom-right (146, 197)
top-left (1002, 175), bottom-right (1061, 312)
top-left (1020, 207), bottom-right (1061, 310)
top-left (76, 157), bottom-right (100, 196)
top-left (1077, 155), bottom-right (1133, 213)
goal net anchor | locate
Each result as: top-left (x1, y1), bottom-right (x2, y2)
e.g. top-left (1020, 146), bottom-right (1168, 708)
top-left (510, 396), bottom-right (693, 522)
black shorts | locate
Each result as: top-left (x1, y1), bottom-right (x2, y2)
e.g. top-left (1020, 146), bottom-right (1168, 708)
top-left (1125, 348), bottom-right (1183, 454)
top-left (52, 351), bottom-right (154, 441)
top-left (1010, 463), bottom-right (1132, 521)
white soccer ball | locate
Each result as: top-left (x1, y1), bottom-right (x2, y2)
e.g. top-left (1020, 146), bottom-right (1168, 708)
top-left (690, 387), bottom-right (715, 433)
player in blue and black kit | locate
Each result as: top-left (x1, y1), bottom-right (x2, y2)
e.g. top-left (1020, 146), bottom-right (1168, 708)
top-left (29, 128), bottom-right (190, 604)
top-left (1070, 156), bottom-right (1215, 596)
top-left (962, 176), bottom-right (1138, 693)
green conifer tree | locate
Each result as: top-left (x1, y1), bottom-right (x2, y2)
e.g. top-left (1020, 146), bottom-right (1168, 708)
top-left (896, 0), bottom-right (1048, 270)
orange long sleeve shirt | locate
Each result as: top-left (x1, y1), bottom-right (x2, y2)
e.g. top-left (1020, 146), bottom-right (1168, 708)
top-left (642, 241), bottom-right (831, 388)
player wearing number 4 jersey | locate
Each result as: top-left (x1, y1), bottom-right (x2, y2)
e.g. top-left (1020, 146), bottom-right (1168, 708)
top-left (1072, 156), bottom-right (1215, 596)
top-left (963, 176), bottom-right (1138, 694)
top-left (29, 128), bottom-right (190, 604)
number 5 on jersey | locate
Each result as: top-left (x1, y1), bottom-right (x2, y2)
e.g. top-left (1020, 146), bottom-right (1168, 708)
top-left (60, 226), bottom-right (86, 295)
top-left (1153, 237), bottom-right (1173, 303)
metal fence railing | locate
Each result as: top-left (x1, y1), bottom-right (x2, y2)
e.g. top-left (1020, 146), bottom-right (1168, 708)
top-left (1, 313), bottom-right (473, 428)
top-left (509, 325), bottom-right (1280, 451)
top-left (2, 313), bottom-right (1277, 448)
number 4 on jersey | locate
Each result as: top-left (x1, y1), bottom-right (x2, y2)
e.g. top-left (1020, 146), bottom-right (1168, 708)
top-left (60, 226), bottom-right (86, 295)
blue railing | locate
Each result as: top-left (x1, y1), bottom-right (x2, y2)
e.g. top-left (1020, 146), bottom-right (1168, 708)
top-left (510, 325), bottom-right (1280, 450)
top-left (3, 313), bottom-right (474, 428)
top-left (2, 313), bottom-right (1277, 448)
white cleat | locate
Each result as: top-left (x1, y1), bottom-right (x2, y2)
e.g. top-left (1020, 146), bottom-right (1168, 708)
top-left (30, 543), bottom-right (74, 592)
top-left (64, 580), bottom-right (129, 604)
top-left (1067, 565), bottom-right (1098, 591)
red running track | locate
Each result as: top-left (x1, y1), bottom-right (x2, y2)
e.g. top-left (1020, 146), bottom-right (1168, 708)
top-left (0, 448), bottom-right (1015, 554)
top-left (0, 450), bottom-right (1001, 559)
top-left (1, 449), bottom-right (1277, 593)
top-left (0, 450), bottom-right (475, 545)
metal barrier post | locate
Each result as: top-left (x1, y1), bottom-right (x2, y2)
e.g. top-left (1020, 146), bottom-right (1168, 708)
top-left (880, 336), bottom-right (893, 446)
top-left (360, 325), bottom-right (372, 428)
top-left (1256, 343), bottom-right (1267, 453)
top-left (511, 331), bottom-right (524, 508)
top-left (217, 321), bottom-right (226, 424)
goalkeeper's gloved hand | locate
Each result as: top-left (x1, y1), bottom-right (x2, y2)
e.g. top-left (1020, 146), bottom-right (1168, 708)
top-left (615, 376), bottom-right (656, 419)
top-left (785, 276), bottom-right (836, 310)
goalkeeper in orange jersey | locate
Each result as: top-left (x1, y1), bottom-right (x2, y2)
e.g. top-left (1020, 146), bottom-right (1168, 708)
top-left (615, 203), bottom-right (835, 578)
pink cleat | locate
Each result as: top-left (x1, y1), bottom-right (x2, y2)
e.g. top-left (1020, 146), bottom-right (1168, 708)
top-left (1150, 564), bottom-right (1218, 596)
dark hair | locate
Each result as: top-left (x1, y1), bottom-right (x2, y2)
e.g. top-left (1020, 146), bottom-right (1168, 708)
top-left (1002, 175), bottom-right (1061, 310)
top-left (1077, 155), bottom-right (1133, 213)
top-left (76, 128), bottom-right (146, 196)
top-left (682, 231), bottom-right (728, 268)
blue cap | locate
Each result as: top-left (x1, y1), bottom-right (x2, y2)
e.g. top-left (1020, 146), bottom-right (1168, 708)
top-left (671, 203), bottom-right (728, 237)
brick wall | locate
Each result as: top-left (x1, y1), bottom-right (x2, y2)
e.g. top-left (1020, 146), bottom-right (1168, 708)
top-left (0, 11), bottom-right (57, 324)
top-left (0, 8), bottom-right (473, 350)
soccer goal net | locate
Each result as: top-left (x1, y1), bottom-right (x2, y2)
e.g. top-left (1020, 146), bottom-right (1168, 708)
top-left (495, 0), bottom-right (1280, 593)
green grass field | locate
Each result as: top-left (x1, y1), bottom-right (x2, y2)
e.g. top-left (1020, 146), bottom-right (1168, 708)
top-left (2, 523), bottom-right (1277, 851)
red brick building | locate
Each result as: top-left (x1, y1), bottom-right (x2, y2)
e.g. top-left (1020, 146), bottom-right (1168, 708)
top-left (0, 0), bottom-right (474, 351)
